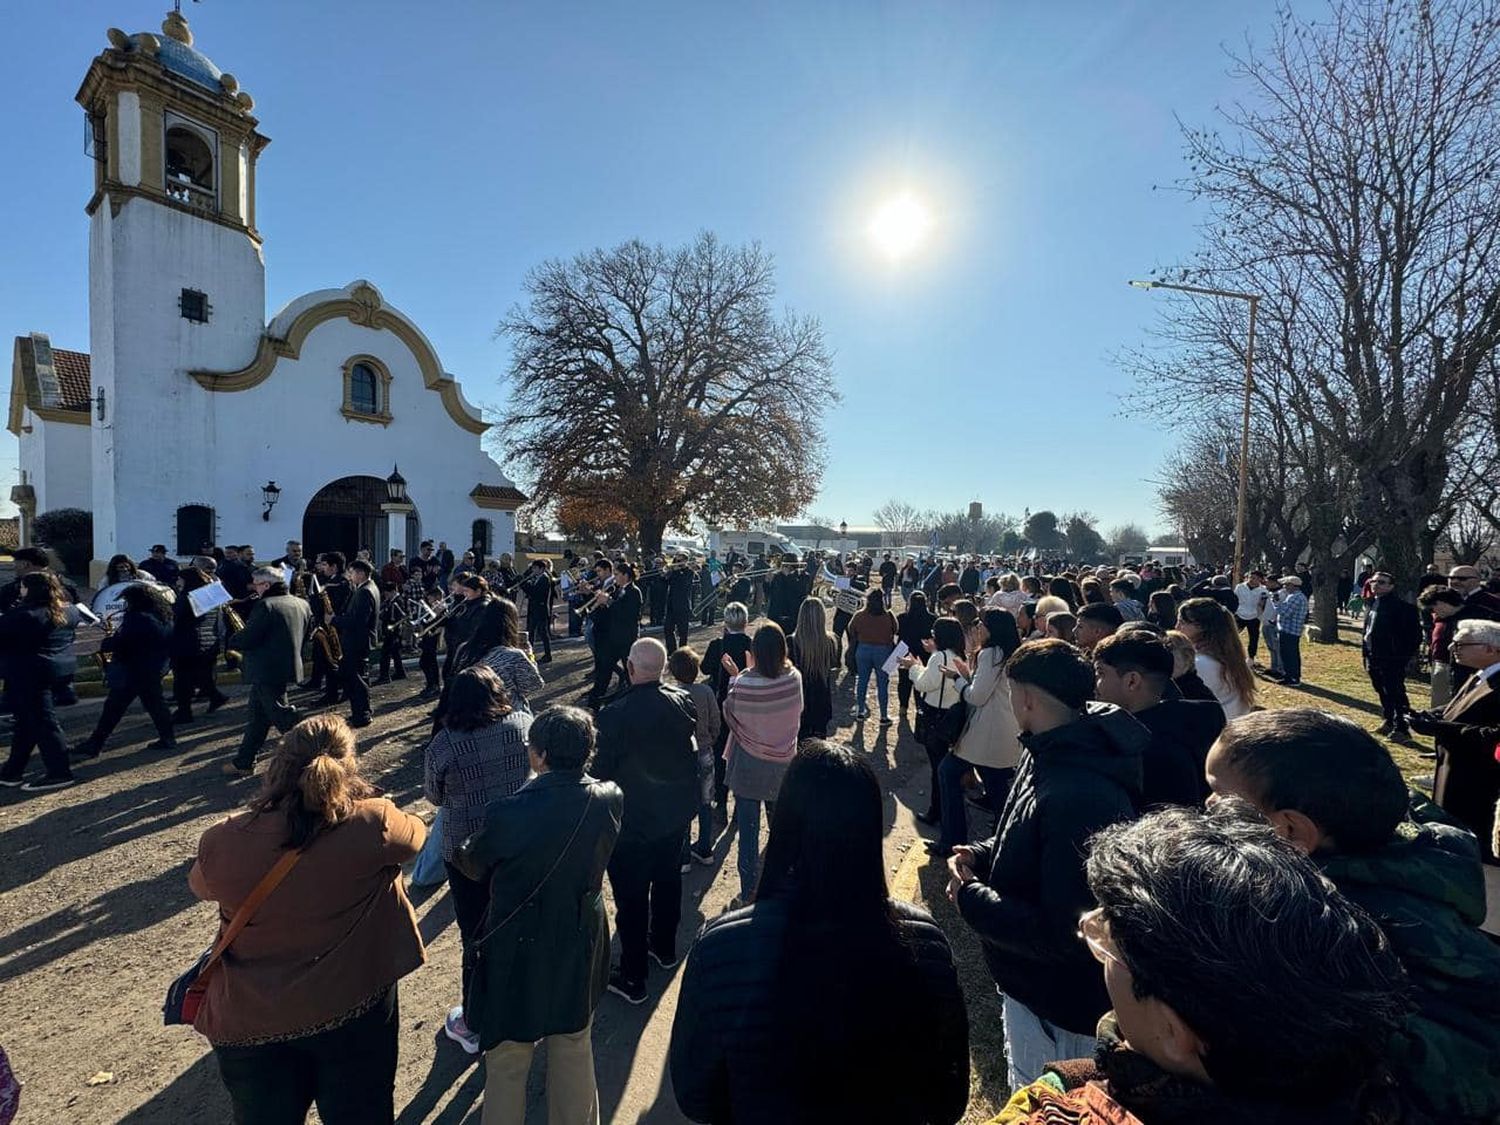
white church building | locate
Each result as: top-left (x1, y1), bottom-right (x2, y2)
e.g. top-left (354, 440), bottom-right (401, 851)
top-left (8, 11), bottom-right (523, 580)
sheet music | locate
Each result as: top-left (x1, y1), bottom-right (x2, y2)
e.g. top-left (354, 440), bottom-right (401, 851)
top-left (188, 581), bottom-right (233, 618)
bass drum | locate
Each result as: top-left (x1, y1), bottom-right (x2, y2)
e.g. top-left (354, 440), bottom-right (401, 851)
top-left (91, 578), bottom-right (176, 628)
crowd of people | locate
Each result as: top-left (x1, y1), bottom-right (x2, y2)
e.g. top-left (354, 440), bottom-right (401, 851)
top-left (4, 537), bottom-right (1500, 1123)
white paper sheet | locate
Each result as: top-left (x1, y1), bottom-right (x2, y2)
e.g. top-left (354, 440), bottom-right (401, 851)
top-left (881, 640), bottom-right (909, 677)
top-left (189, 581), bottom-right (233, 617)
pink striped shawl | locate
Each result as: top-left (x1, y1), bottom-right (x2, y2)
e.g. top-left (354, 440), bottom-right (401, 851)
top-left (724, 667), bottom-right (804, 763)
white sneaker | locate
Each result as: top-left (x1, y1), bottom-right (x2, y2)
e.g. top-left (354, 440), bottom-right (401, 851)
top-left (443, 1005), bottom-right (480, 1055)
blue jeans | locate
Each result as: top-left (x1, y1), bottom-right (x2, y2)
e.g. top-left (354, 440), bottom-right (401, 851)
top-left (937, 757), bottom-right (1014, 851)
top-left (1280, 631), bottom-right (1302, 682)
top-left (855, 643), bottom-right (894, 717)
top-left (1002, 993), bottom-right (1097, 1091)
top-left (734, 796), bottom-right (774, 899)
top-left (1263, 623), bottom-right (1282, 674)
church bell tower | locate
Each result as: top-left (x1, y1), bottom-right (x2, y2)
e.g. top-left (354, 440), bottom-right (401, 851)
top-left (76, 9), bottom-right (271, 565)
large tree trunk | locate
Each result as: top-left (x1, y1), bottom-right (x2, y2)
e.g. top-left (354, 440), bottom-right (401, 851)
top-left (637, 516), bottom-right (666, 558)
top-left (1308, 546), bottom-right (1360, 645)
top-left (1377, 527), bottom-right (1427, 600)
top-left (1310, 572), bottom-right (1342, 644)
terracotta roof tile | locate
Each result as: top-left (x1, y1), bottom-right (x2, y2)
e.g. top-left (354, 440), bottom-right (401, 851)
top-left (51, 349), bottom-right (91, 411)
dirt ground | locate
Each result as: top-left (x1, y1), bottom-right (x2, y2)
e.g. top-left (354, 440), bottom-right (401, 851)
top-left (0, 628), bottom-right (956, 1124)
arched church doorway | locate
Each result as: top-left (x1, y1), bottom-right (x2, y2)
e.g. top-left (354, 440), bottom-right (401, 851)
top-left (302, 475), bottom-right (420, 562)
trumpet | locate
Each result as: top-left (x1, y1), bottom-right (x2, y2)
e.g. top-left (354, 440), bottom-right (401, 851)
top-left (412, 593), bottom-right (464, 640)
top-left (577, 577), bottom-right (616, 620)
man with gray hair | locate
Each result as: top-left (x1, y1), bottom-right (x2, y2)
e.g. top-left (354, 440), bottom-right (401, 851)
top-left (1410, 617), bottom-right (1500, 860)
top-left (222, 566), bottom-right (312, 776)
top-left (592, 636), bottom-right (699, 1003)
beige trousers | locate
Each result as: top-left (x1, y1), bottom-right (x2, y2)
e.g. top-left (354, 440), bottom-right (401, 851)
top-left (482, 1019), bottom-right (599, 1125)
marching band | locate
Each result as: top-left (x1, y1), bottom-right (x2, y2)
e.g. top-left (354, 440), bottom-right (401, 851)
top-left (1, 533), bottom-right (903, 789)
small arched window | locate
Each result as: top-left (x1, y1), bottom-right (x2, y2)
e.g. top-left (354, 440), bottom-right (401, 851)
top-left (350, 364), bottom-right (378, 413)
top-left (164, 124), bottom-right (215, 210)
top-left (341, 356), bottom-right (393, 424)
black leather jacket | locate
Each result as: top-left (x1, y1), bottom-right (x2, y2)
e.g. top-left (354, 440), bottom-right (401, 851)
top-left (453, 770), bottom-right (622, 1049)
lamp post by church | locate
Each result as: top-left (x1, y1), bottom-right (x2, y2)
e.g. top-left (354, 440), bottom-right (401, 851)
top-left (381, 465), bottom-right (414, 557)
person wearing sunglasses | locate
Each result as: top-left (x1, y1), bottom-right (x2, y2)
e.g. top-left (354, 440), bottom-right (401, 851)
top-left (995, 801), bottom-right (1410, 1125)
top-left (1360, 572), bottom-right (1422, 741)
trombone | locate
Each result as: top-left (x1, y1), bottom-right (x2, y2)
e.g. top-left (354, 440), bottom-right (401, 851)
top-left (689, 566), bottom-right (773, 621)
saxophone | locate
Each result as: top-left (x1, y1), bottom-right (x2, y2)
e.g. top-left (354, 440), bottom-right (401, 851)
top-left (314, 582), bottom-right (344, 664)
top-left (223, 604), bottom-right (246, 670)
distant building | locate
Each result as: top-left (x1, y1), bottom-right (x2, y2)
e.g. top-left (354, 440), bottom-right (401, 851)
top-left (9, 12), bottom-right (523, 577)
top-left (777, 524), bottom-right (886, 550)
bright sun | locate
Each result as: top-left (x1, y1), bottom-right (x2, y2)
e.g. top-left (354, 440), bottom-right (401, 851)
top-left (867, 193), bottom-right (933, 260)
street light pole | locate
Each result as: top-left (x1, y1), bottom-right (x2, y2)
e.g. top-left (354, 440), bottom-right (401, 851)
top-left (1129, 279), bottom-right (1260, 583)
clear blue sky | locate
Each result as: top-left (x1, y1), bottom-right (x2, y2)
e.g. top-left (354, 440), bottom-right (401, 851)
top-left (1, 1), bottom-right (1304, 534)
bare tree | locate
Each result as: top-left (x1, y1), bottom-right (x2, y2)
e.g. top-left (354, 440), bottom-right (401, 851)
top-left (1444, 502), bottom-right (1496, 563)
top-left (804, 513), bottom-right (839, 548)
top-left (871, 499), bottom-right (925, 546)
top-left (1106, 523), bottom-right (1150, 560)
top-left (1172, 0), bottom-right (1500, 585)
top-left (926, 509), bottom-right (1020, 554)
top-left (496, 234), bottom-right (836, 554)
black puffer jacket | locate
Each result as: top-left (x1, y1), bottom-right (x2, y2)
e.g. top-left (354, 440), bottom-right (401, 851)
top-left (956, 702), bottom-right (1144, 1036)
top-left (670, 897), bottom-right (969, 1124)
top-left (1132, 697), bottom-right (1224, 807)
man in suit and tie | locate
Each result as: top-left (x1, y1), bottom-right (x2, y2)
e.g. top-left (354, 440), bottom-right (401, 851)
top-left (1409, 618), bottom-right (1500, 862)
top-left (222, 567), bottom-right (313, 777)
top-left (335, 558), bottom-right (381, 728)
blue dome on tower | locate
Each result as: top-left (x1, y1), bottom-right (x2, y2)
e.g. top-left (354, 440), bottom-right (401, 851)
top-left (154, 33), bottom-right (222, 90)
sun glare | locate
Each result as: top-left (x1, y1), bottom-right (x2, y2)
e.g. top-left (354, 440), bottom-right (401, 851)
top-left (867, 193), bottom-right (933, 260)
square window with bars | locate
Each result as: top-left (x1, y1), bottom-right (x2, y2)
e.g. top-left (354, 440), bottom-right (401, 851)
top-left (179, 288), bottom-right (211, 324)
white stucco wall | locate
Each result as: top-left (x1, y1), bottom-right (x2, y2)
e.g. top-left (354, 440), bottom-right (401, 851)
top-left (90, 194), bottom-right (267, 558)
top-left (78, 194), bottom-right (517, 564)
top-left (21, 413), bottom-right (93, 514)
top-left (194, 311), bottom-right (512, 555)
